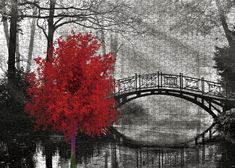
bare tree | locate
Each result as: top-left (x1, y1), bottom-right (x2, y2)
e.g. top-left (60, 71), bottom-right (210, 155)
top-left (46, 0), bottom-right (56, 59)
top-left (18, 0), bottom-right (144, 59)
top-left (8, 0), bottom-right (18, 81)
top-left (26, 7), bottom-right (37, 72)
top-left (110, 32), bottom-right (119, 58)
top-left (215, 0), bottom-right (235, 48)
top-left (0, 0), bottom-right (152, 76)
top-left (16, 32), bottom-right (20, 70)
top-left (1, 0), bottom-right (10, 49)
top-left (160, 0), bottom-right (235, 42)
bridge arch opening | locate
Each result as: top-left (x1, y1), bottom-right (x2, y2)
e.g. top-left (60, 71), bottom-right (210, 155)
top-left (115, 95), bottom-right (214, 146)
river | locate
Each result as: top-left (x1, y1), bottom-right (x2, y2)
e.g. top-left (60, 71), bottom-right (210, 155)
top-left (0, 129), bottom-right (234, 168)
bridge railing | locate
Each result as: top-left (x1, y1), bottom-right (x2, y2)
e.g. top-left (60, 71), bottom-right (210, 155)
top-left (114, 72), bottom-right (228, 98)
top-left (182, 75), bottom-right (224, 96)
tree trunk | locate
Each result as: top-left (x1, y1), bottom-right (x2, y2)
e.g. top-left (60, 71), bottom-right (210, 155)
top-left (47, 0), bottom-right (56, 61)
top-left (2, 0), bottom-right (9, 49)
top-left (110, 33), bottom-right (119, 77)
top-left (44, 137), bottom-right (53, 168)
top-left (215, 0), bottom-right (235, 48)
top-left (16, 32), bottom-right (20, 70)
top-left (26, 9), bottom-right (37, 72)
top-left (3, 20), bottom-right (10, 49)
top-left (110, 33), bottom-right (118, 58)
top-left (104, 151), bottom-right (108, 168)
top-left (101, 28), bottom-right (106, 56)
top-left (70, 129), bottom-right (76, 168)
top-left (8, 0), bottom-right (18, 81)
top-left (111, 143), bottom-right (118, 168)
top-left (45, 149), bottom-right (53, 168)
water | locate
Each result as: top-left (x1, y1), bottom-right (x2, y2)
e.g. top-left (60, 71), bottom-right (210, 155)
top-left (0, 130), bottom-right (235, 168)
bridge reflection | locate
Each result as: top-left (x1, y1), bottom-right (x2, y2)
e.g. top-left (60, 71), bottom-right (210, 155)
top-left (105, 142), bottom-right (234, 168)
top-left (0, 129), bottom-right (234, 167)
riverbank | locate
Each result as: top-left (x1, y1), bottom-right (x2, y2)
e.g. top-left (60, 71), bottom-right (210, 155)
top-left (217, 108), bottom-right (235, 144)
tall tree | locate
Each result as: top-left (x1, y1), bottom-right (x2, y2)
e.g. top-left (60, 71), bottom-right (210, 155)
top-left (26, 6), bottom-right (37, 72)
top-left (24, 33), bottom-right (118, 165)
top-left (149, 0), bottom-right (235, 90)
top-left (215, 0), bottom-right (235, 48)
top-left (16, 32), bottom-right (20, 70)
top-left (46, 0), bottom-right (56, 59)
top-left (1, 0), bottom-right (10, 49)
top-left (213, 0), bottom-right (235, 92)
top-left (8, 0), bottom-right (18, 81)
top-left (19, 0), bottom-right (144, 59)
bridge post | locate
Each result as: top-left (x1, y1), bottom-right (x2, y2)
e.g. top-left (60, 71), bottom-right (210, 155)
top-left (180, 73), bottom-right (183, 91)
top-left (157, 71), bottom-right (160, 89)
top-left (201, 77), bottom-right (204, 95)
top-left (135, 73), bottom-right (138, 91)
top-left (160, 72), bottom-right (163, 87)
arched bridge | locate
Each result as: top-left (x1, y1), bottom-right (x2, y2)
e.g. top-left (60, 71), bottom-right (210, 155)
top-left (114, 72), bottom-right (235, 119)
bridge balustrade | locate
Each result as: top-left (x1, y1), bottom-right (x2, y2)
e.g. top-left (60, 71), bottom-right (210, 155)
top-left (114, 72), bottom-right (227, 98)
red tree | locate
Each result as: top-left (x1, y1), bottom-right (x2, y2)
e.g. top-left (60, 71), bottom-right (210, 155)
top-left (24, 32), bottom-right (118, 163)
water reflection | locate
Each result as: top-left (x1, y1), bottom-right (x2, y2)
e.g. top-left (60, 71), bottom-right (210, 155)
top-left (0, 130), bottom-right (235, 168)
top-left (0, 133), bottom-right (36, 167)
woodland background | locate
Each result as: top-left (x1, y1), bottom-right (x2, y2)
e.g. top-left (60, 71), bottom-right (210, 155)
top-left (0, 0), bottom-right (235, 144)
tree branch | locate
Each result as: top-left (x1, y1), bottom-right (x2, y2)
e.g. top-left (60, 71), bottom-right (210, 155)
top-left (19, 0), bottom-right (93, 11)
top-left (37, 18), bottom-right (48, 39)
top-left (54, 18), bottom-right (83, 29)
top-left (215, 0), bottom-right (235, 47)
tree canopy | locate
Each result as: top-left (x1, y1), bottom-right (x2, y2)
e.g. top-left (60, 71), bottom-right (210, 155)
top-left (24, 32), bottom-right (118, 139)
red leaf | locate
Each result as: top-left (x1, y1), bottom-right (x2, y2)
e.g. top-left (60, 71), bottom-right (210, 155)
top-left (24, 32), bottom-right (119, 140)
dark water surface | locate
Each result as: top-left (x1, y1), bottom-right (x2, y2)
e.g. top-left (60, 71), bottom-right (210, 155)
top-left (0, 131), bottom-right (235, 168)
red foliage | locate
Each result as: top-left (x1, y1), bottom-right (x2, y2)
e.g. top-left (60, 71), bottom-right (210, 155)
top-left (25, 33), bottom-right (118, 139)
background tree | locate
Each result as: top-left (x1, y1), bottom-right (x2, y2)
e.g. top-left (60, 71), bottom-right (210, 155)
top-left (26, 4), bottom-right (37, 72)
top-left (1, 0), bottom-right (150, 75)
top-left (1, 0), bottom-right (22, 79)
top-left (24, 32), bottom-right (118, 165)
top-left (1, 0), bottom-right (10, 49)
top-left (19, 0), bottom-right (143, 59)
top-left (150, 0), bottom-right (235, 91)
top-left (8, 0), bottom-right (18, 81)
top-left (214, 0), bottom-right (235, 92)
